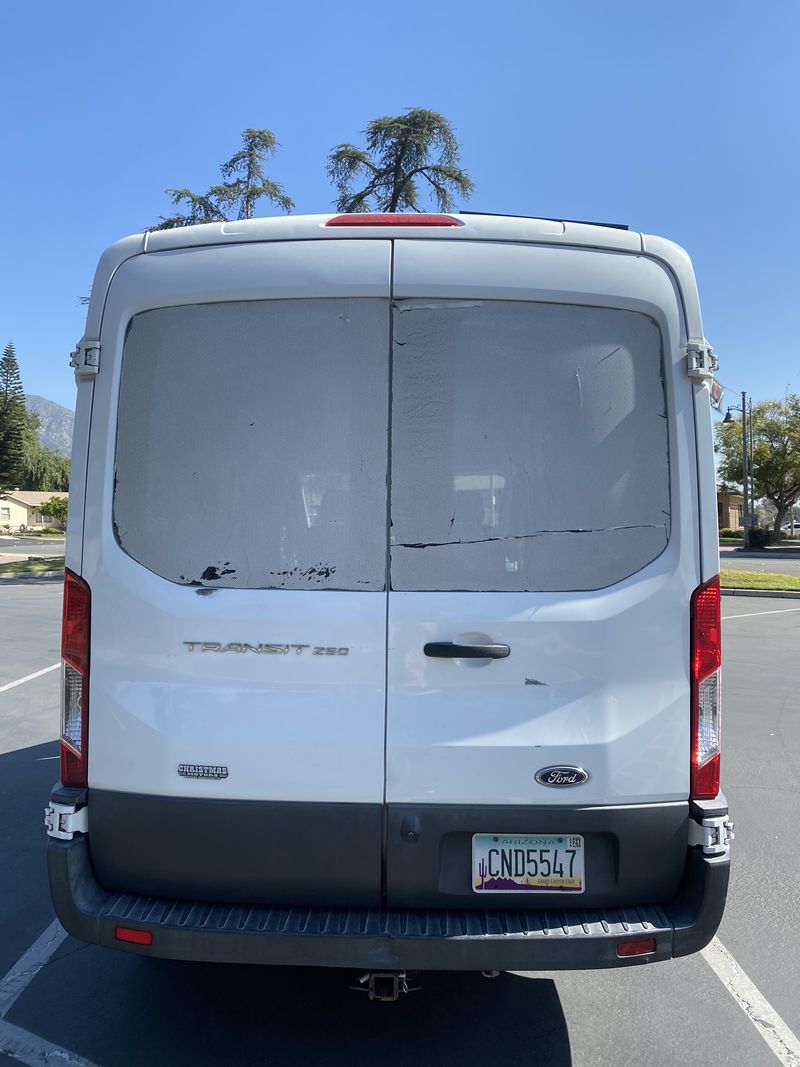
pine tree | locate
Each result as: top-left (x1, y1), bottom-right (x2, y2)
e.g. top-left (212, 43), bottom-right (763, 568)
top-left (153, 129), bottom-right (294, 229)
top-left (327, 108), bottom-right (474, 213)
top-left (0, 341), bottom-right (26, 488)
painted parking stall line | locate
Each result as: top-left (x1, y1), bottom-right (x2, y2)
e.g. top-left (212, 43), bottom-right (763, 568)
top-left (0, 920), bottom-right (67, 1018)
top-left (0, 1018), bottom-right (99, 1066)
top-left (722, 607), bottom-right (800, 620)
top-left (0, 664), bottom-right (59, 695)
top-left (702, 938), bottom-right (800, 1067)
top-left (0, 920), bottom-right (99, 1067)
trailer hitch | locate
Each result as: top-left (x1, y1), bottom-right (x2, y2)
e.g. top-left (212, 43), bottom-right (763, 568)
top-left (350, 971), bottom-right (421, 1002)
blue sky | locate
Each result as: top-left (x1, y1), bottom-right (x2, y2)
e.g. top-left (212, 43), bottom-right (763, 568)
top-left (1, 0), bottom-right (798, 412)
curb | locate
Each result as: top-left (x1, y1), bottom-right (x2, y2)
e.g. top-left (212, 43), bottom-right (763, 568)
top-left (721, 588), bottom-right (800, 600)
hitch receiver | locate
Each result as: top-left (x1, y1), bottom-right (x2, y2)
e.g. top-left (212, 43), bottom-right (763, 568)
top-left (351, 971), bottom-right (420, 1002)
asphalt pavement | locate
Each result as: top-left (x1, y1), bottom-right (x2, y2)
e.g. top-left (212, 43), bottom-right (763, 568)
top-left (721, 552), bottom-right (800, 576)
top-left (0, 537), bottom-right (65, 563)
top-left (1, 579), bottom-right (798, 1066)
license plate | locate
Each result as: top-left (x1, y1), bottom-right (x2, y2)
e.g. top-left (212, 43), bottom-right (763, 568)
top-left (472, 834), bottom-right (585, 893)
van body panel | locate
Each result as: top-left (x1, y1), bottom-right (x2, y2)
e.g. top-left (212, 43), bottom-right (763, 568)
top-left (82, 241), bottom-right (392, 824)
top-left (64, 378), bottom-right (93, 573)
top-left (386, 239), bottom-right (698, 808)
top-left (692, 380), bottom-right (722, 582)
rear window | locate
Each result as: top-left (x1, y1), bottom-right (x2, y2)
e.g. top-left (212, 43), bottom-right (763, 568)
top-left (114, 296), bottom-right (669, 593)
top-left (390, 300), bottom-right (670, 591)
top-left (114, 299), bottom-right (389, 590)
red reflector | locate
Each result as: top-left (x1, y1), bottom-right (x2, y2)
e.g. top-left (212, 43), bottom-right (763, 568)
top-left (115, 927), bottom-right (153, 945)
top-left (325, 213), bottom-right (461, 227)
top-left (616, 937), bottom-right (656, 958)
top-left (691, 575), bottom-right (721, 681)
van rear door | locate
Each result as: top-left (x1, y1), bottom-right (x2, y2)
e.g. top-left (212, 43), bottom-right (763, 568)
top-left (82, 240), bottom-right (391, 905)
top-left (385, 240), bottom-right (700, 908)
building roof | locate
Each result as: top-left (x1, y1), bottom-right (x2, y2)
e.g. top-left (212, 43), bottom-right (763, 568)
top-left (0, 491), bottom-right (68, 506)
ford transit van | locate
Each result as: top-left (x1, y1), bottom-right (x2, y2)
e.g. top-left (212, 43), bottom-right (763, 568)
top-left (47, 212), bottom-right (731, 977)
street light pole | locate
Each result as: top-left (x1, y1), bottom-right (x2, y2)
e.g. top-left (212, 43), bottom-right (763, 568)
top-left (741, 390), bottom-right (750, 550)
top-left (748, 397), bottom-right (755, 537)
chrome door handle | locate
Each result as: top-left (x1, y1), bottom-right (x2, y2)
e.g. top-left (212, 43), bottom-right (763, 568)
top-left (423, 642), bottom-right (510, 659)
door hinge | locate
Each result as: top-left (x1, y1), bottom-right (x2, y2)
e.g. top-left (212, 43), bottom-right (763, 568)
top-left (69, 339), bottom-right (100, 377)
top-left (44, 801), bottom-right (88, 840)
top-left (685, 342), bottom-right (718, 380)
top-left (688, 813), bottom-right (734, 856)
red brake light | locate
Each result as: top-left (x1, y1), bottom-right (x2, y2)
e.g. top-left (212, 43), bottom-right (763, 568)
top-left (61, 569), bottom-right (91, 788)
top-left (691, 574), bottom-right (721, 681)
top-left (692, 753), bottom-right (720, 799)
top-left (62, 569), bottom-right (90, 673)
top-left (325, 213), bottom-right (461, 227)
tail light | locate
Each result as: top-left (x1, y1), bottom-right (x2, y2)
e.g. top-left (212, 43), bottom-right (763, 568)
top-left (61, 569), bottom-right (91, 788)
top-left (690, 575), bottom-right (721, 799)
top-left (325, 213), bottom-right (462, 227)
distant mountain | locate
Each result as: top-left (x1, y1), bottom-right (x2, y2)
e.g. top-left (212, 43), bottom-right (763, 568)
top-left (26, 395), bottom-right (74, 457)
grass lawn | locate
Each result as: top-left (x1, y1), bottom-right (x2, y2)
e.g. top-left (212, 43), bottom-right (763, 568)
top-left (720, 568), bottom-right (800, 591)
top-left (0, 556), bottom-right (65, 575)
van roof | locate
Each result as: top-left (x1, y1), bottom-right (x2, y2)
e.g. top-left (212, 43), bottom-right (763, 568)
top-left (83, 214), bottom-right (705, 346)
top-left (142, 212), bottom-right (644, 254)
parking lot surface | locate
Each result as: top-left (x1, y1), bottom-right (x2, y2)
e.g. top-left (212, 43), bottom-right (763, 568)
top-left (1, 579), bottom-right (798, 1066)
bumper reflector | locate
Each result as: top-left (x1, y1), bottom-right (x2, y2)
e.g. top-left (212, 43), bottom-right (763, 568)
top-left (616, 937), bottom-right (656, 958)
top-left (115, 926), bottom-right (153, 946)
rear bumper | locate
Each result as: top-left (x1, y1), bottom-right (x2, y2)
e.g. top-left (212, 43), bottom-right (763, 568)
top-left (48, 835), bottom-right (729, 971)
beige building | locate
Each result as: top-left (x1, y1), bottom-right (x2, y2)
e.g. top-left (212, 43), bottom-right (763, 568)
top-left (0, 491), bottom-right (69, 532)
top-left (717, 491), bottom-right (744, 532)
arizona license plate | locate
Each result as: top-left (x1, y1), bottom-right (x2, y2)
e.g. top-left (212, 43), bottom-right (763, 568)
top-left (472, 834), bottom-right (585, 893)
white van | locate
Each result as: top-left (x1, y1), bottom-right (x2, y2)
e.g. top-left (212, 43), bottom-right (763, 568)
top-left (47, 212), bottom-right (731, 984)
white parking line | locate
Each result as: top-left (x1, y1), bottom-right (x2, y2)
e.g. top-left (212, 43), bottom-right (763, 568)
top-left (702, 937), bottom-right (800, 1066)
top-left (0, 920), bottom-right (67, 1018)
top-left (723, 607), bottom-right (800, 620)
top-left (0, 1019), bottom-right (99, 1066)
top-left (0, 920), bottom-right (98, 1065)
top-left (0, 664), bottom-right (59, 695)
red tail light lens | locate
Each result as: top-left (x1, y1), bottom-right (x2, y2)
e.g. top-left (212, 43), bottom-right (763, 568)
top-left (690, 575), bottom-right (721, 799)
top-left (61, 569), bottom-right (91, 788)
top-left (325, 213), bottom-right (461, 227)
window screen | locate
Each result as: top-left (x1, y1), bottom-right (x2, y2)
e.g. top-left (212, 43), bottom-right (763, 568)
top-left (114, 299), bottom-right (389, 590)
top-left (390, 300), bottom-right (670, 591)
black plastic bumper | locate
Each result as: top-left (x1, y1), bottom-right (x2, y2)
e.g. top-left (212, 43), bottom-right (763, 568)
top-left (48, 834), bottom-right (729, 971)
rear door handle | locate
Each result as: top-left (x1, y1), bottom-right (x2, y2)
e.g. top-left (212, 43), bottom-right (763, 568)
top-left (423, 642), bottom-right (510, 660)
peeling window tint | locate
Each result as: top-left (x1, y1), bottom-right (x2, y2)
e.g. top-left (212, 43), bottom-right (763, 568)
top-left (114, 300), bottom-right (389, 590)
top-left (390, 301), bottom-right (670, 592)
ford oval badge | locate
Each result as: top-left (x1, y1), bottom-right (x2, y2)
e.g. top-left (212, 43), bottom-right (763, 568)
top-left (535, 765), bottom-right (590, 788)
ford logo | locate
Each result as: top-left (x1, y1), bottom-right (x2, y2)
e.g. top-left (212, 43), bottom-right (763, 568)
top-left (535, 765), bottom-right (590, 788)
